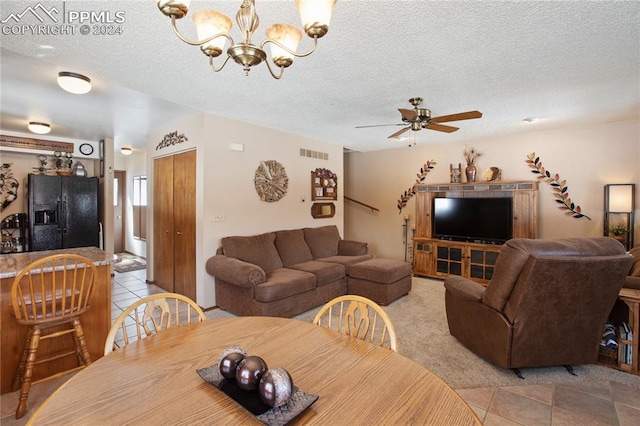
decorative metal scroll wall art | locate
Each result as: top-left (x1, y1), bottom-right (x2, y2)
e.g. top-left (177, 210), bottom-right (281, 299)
top-left (397, 160), bottom-right (436, 213)
top-left (156, 131), bottom-right (188, 151)
top-left (0, 163), bottom-right (19, 211)
top-left (526, 152), bottom-right (591, 220)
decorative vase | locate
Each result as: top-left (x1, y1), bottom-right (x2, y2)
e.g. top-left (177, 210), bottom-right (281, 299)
top-left (465, 164), bottom-right (477, 182)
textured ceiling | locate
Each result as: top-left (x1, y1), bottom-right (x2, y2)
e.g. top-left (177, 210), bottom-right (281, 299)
top-left (1, 1), bottom-right (639, 152)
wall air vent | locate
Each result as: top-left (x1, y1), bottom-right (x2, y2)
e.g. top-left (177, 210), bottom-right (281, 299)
top-left (300, 148), bottom-right (328, 160)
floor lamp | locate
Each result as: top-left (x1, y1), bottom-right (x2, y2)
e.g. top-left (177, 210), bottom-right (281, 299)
top-left (604, 183), bottom-right (635, 251)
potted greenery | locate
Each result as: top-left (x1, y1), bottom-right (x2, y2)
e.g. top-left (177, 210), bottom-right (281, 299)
top-left (609, 225), bottom-right (629, 241)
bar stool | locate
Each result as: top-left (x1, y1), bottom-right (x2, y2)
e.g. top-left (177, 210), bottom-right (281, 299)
top-left (11, 253), bottom-right (97, 419)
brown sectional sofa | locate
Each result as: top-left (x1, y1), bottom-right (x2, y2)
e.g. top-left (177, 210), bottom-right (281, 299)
top-left (205, 225), bottom-right (374, 317)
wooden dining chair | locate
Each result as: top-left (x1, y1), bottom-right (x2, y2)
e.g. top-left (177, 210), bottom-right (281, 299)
top-left (11, 253), bottom-right (98, 419)
top-left (313, 295), bottom-right (399, 351)
top-left (104, 292), bottom-right (206, 355)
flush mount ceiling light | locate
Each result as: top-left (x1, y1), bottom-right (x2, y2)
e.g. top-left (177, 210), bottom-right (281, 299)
top-left (57, 71), bottom-right (92, 94)
top-left (28, 122), bottom-right (51, 134)
top-left (157, 0), bottom-right (336, 79)
top-left (120, 147), bottom-right (133, 155)
top-left (523, 116), bottom-right (540, 123)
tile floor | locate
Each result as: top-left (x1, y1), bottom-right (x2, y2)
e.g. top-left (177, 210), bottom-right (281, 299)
top-left (2, 264), bottom-right (640, 425)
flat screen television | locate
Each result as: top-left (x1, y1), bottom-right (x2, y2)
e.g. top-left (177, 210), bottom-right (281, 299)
top-left (432, 197), bottom-right (512, 244)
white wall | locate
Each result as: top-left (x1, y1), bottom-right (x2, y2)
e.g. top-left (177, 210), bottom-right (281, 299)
top-left (344, 120), bottom-right (640, 260)
top-left (146, 113), bottom-right (344, 308)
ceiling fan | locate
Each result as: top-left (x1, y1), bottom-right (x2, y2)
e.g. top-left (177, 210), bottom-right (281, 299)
top-left (356, 97), bottom-right (482, 139)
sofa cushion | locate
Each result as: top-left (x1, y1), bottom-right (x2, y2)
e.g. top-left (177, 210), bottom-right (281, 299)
top-left (254, 268), bottom-right (316, 302)
top-left (304, 225), bottom-right (340, 259)
top-left (221, 232), bottom-right (283, 273)
top-left (205, 255), bottom-right (266, 287)
top-left (338, 240), bottom-right (368, 256)
top-left (318, 254), bottom-right (374, 274)
top-left (288, 261), bottom-right (345, 287)
top-left (274, 229), bottom-right (313, 267)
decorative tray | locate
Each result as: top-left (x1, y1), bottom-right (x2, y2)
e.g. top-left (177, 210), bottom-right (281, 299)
top-left (196, 364), bottom-right (318, 426)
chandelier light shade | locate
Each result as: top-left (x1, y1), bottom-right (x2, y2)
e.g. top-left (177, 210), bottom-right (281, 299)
top-left (295, 0), bottom-right (335, 37)
top-left (120, 147), bottom-right (133, 156)
top-left (157, 0), bottom-right (337, 79)
top-left (57, 72), bottom-right (92, 94)
top-left (192, 10), bottom-right (232, 57)
top-left (28, 122), bottom-right (51, 134)
top-left (266, 24), bottom-right (302, 67)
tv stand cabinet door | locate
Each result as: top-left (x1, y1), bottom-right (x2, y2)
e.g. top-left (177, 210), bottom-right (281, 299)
top-left (413, 239), bottom-right (433, 277)
top-left (468, 245), bottom-right (501, 284)
top-left (513, 191), bottom-right (538, 239)
top-left (433, 241), bottom-right (466, 279)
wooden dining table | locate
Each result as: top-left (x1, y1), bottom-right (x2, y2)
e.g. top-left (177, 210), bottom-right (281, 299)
top-left (28, 316), bottom-right (481, 425)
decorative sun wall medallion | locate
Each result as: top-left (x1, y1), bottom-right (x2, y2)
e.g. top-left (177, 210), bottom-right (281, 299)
top-left (254, 160), bottom-right (288, 202)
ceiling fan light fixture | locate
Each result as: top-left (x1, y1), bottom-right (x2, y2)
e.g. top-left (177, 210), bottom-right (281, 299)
top-left (28, 122), bottom-right (51, 134)
top-left (120, 147), bottom-right (133, 156)
top-left (57, 71), bottom-right (92, 94)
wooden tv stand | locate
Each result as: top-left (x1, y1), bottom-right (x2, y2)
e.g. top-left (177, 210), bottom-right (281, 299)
top-left (413, 181), bottom-right (539, 283)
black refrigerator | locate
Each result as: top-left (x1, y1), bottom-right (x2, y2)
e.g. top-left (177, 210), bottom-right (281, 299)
top-left (28, 174), bottom-right (100, 251)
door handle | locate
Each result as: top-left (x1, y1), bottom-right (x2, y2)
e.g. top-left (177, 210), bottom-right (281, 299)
top-left (176, 231), bottom-right (182, 235)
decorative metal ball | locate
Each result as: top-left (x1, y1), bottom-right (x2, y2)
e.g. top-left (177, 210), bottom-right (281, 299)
top-left (235, 356), bottom-right (268, 391)
top-left (259, 368), bottom-right (293, 407)
top-left (219, 352), bottom-right (246, 379)
top-left (218, 346), bottom-right (247, 364)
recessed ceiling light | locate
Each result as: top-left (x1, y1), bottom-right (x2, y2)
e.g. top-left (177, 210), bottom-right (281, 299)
top-left (57, 71), bottom-right (92, 94)
top-left (523, 116), bottom-right (540, 123)
top-left (28, 122), bottom-right (51, 134)
top-left (120, 147), bottom-right (133, 155)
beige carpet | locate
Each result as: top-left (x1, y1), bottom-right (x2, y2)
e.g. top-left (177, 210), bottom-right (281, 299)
top-left (205, 277), bottom-right (640, 391)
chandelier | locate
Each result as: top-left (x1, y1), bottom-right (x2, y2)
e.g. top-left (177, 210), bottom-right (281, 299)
top-left (157, 0), bottom-right (336, 79)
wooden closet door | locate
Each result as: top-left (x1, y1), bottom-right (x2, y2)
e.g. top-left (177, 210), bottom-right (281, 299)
top-left (153, 155), bottom-right (175, 292)
top-left (173, 150), bottom-right (197, 301)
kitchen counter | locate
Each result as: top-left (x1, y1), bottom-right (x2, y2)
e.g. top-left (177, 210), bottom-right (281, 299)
top-left (0, 246), bottom-right (117, 279)
top-left (1, 247), bottom-right (115, 393)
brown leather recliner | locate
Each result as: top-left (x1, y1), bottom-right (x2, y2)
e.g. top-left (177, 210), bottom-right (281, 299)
top-left (444, 237), bottom-right (633, 371)
top-left (624, 246), bottom-right (640, 289)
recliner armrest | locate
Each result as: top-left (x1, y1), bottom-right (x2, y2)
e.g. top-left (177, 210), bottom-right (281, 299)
top-left (338, 240), bottom-right (368, 256)
top-left (443, 276), bottom-right (485, 302)
top-left (205, 255), bottom-right (266, 288)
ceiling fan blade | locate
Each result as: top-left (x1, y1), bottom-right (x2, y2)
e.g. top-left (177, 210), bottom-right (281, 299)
top-left (398, 108), bottom-right (417, 121)
top-left (388, 127), bottom-right (410, 139)
top-left (430, 110), bottom-right (482, 123)
top-left (355, 123), bottom-right (406, 128)
top-left (425, 123), bottom-right (459, 133)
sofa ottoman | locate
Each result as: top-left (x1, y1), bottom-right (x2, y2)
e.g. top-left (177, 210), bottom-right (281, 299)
top-left (348, 258), bottom-right (412, 305)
